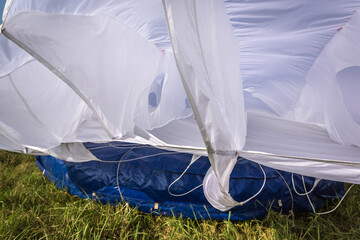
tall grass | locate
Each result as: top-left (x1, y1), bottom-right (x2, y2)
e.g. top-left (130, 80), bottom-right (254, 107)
top-left (1, 150), bottom-right (359, 239)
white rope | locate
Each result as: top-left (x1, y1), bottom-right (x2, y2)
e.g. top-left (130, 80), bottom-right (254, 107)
top-left (315, 184), bottom-right (354, 215)
top-left (96, 145), bottom-right (268, 207)
top-left (236, 163), bottom-right (267, 206)
top-left (115, 146), bottom-right (191, 200)
top-left (300, 175), bottom-right (354, 215)
top-left (86, 144), bottom-right (150, 150)
top-left (168, 155), bottom-right (203, 197)
top-left (292, 173), bottom-right (320, 196)
top-left (93, 151), bottom-right (180, 163)
top-left (168, 158), bottom-right (267, 206)
top-left (116, 147), bottom-right (137, 200)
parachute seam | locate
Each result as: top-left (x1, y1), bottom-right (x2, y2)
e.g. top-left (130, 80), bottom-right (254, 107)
top-left (8, 74), bottom-right (62, 143)
top-left (163, 3), bottom-right (234, 204)
top-left (163, 1), bottom-right (242, 209)
top-left (2, 29), bottom-right (115, 140)
top-left (241, 150), bottom-right (360, 167)
top-left (0, 59), bottom-right (36, 78)
top-left (162, 0), bottom-right (214, 155)
top-left (0, 121), bottom-right (23, 149)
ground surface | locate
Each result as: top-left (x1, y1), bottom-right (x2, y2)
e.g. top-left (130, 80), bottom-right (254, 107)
top-left (0, 150), bottom-right (359, 239)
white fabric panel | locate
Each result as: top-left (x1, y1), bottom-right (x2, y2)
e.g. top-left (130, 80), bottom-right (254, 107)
top-left (9, 61), bottom-right (88, 142)
top-left (244, 113), bottom-right (360, 163)
top-left (3, 0), bottom-right (170, 49)
top-left (241, 112), bottom-right (360, 184)
top-left (10, 61), bottom-right (111, 143)
top-left (72, 107), bottom-right (111, 142)
top-left (149, 116), bottom-right (204, 149)
top-left (241, 153), bottom-right (360, 185)
top-left (3, 1), bottom-right (191, 138)
top-left (8, 59), bottom-right (111, 143)
top-left (46, 143), bottom-right (98, 162)
top-left (0, 29), bottom-right (194, 158)
top-left (144, 51), bottom-right (192, 129)
top-left (5, 12), bottom-right (162, 139)
top-left (150, 112), bottom-right (360, 181)
top-left (2, 1), bottom-right (191, 149)
top-left (0, 75), bottom-right (60, 149)
top-left (0, 34), bottom-right (110, 153)
top-left (0, 128), bottom-right (24, 152)
top-left (337, 66), bottom-right (360, 126)
top-left (224, 0), bottom-right (360, 117)
top-left (288, 9), bottom-right (360, 147)
top-left (0, 34), bottom-right (32, 77)
top-left (163, 0), bottom-right (247, 211)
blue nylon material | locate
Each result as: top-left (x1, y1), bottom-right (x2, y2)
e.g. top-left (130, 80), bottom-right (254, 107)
top-left (36, 142), bottom-right (344, 220)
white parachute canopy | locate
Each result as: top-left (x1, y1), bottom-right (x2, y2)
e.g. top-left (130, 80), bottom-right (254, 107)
top-left (1, 0), bottom-right (360, 211)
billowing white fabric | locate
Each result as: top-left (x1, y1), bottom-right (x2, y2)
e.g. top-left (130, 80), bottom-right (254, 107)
top-left (0, 34), bottom-right (109, 158)
top-left (241, 112), bottom-right (360, 184)
top-left (0, 68), bottom-right (59, 150)
top-left (0, 33), bottom-right (32, 76)
top-left (0, 32), bottom-right (194, 158)
top-left (2, 0), bottom-right (190, 141)
top-left (1, 0), bottom-right (360, 212)
top-left (4, 13), bottom-right (162, 139)
top-left (163, 0), bottom-right (247, 211)
top-left (143, 51), bottom-right (192, 130)
top-left (0, 127), bottom-right (23, 152)
top-left (287, 9), bottom-right (360, 147)
top-left (2, 0), bottom-right (171, 49)
top-left (224, 0), bottom-right (360, 118)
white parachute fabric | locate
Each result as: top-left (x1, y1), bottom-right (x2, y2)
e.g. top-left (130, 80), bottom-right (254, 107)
top-left (222, 0), bottom-right (360, 184)
top-left (163, 0), bottom-right (247, 211)
top-left (241, 112), bottom-right (360, 184)
top-left (0, 34), bottom-right (108, 158)
top-left (219, 0), bottom-right (360, 184)
top-left (0, 31), bottom-right (187, 159)
top-left (2, 0), bottom-right (190, 142)
top-left (146, 51), bottom-right (193, 129)
top-left (2, 0), bottom-right (171, 49)
top-left (1, 0), bottom-right (360, 211)
top-left (224, 0), bottom-right (360, 119)
top-left (3, 12), bottom-right (162, 139)
top-left (0, 73), bottom-right (60, 149)
top-left (288, 9), bottom-right (360, 147)
top-left (0, 128), bottom-right (24, 152)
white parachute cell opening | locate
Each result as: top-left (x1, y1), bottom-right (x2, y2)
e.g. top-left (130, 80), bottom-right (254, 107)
top-left (336, 66), bottom-right (360, 126)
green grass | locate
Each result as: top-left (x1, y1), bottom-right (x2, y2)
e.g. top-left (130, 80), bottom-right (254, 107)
top-left (1, 150), bottom-right (360, 239)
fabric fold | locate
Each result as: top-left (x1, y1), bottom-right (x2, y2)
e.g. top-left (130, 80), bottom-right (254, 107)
top-left (163, 0), bottom-right (247, 211)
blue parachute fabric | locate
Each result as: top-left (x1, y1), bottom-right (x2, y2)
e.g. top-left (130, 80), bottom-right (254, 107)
top-left (36, 141), bottom-right (344, 220)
